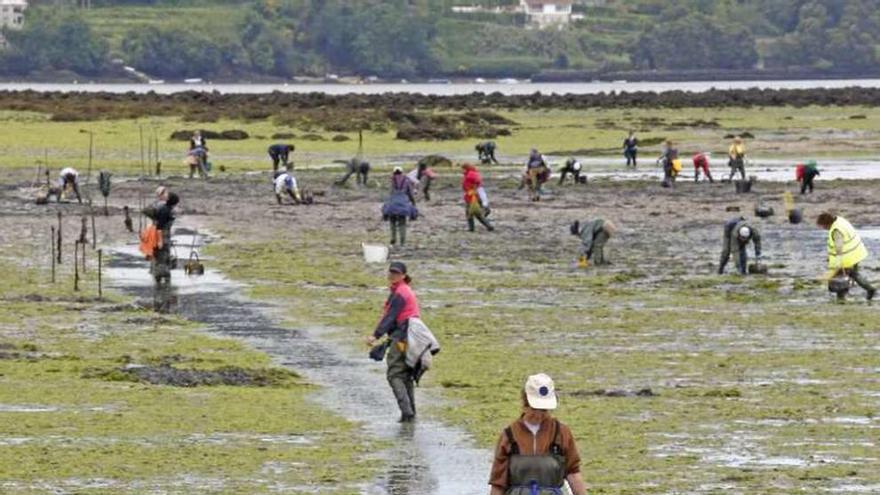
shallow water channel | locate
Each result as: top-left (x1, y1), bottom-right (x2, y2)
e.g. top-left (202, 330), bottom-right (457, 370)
top-left (105, 229), bottom-right (492, 494)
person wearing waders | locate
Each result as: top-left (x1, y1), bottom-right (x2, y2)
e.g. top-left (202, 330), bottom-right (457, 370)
top-left (571, 219), bottom-right (615, 266)
top-left (488, 373), bottom-right (588, 495)
top-left (54, 167), bottom-right (82, 203)
top-left (268, 143), bottom-right (295, 172)
top-left (558, 158), bottom-right (584, 185)
top-left (623, 131), bottom-right (638, 168)
top-left (693, 152), bottom-right (714, 183)
top-left (817, 212), bottom-right (876, 301)
top-left (728, 135), bottom-right (747, 181)
top-left (796, 160), bottom-right (820, 194)
top-left (366, 262), bottom-right (421, 422)
top-left (718, 217), bottom-right (762, 275)
top-left (142, 192), bottom-right (179, 287)
top-left (477, 141), bottom-right (499, 165)
top-left (382, 167), bottom-right (417, 247)
top-left (462, 163), bottom-right (494, 232)
top-left (273, 169), bottom-right (302, 205)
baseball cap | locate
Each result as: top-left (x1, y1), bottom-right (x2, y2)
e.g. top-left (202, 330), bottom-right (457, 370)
top-left (524, 373), bottom-right (557, 410)
top-left (389, 262), bottom-right (407, 274)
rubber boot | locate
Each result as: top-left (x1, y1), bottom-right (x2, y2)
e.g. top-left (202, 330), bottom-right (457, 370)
top-left (390, 220), bottom-right (398, 246)
top-left (398, 221), bottom-right (406, 246)
top-left (467, 217), bottom-right (475, 232)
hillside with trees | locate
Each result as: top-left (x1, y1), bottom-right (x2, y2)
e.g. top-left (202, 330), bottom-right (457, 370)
top-left (1, 0), bottom-right (879, 81)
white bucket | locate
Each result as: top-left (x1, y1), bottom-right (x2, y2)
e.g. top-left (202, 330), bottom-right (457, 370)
top-left (362, 243), bottom-right (389, 264)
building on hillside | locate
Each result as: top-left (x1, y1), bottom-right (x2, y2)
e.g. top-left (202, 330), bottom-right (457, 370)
top-left (520, 0), bottom-right (573, 29)
top-left (0, 0), bottom-right (28, 49)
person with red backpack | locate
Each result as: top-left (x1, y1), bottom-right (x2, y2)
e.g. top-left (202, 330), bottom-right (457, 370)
top-left (366, 262), bottom-right (422, 422)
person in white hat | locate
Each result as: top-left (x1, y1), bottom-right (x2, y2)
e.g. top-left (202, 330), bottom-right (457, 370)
top-left (719, 216), bottom-right (762, 275)
top-left (488, 373), bottom-right (587, 495)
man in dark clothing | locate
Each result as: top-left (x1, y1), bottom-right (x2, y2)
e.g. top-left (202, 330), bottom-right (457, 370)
top-left (143, 192), bottom-right (179, 287)
top-left (719, 217), bottom-right (762, 275)
top-left (623, 132), bottom-right (638, 167)
top-left (476, 141), bottom-right (499, 165)
top-left (268, 144), bottom-right (295, 172)
top-left (366, 262), bottom-right (421, 422)
top-left (797, 161), bottom-right (820, 194)
top-left (558, 158), bottom-right (584, 185)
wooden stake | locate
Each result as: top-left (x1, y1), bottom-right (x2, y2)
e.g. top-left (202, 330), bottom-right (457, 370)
top-left (98, 249), bottom-right (103, 299)
top-left (56, 211), bottom-right (62, 264)
top-left (91, 213), bottom-right (96, 249)
top-left (81, 240), bottom-right (87, 274)
top-left (74, 242), bottom-right (79, 292)
top-left (50, 227), bottom-right (56, 283)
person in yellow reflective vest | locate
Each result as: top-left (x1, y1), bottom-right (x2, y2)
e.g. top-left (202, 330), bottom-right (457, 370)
top-left (817, 212), bottom-right (875, 301)
top-left (728, 136), bottom-right (746, 181)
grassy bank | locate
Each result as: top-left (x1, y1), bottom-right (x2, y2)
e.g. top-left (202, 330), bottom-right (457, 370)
top-left (0, 105), bottom-right (879, 176)
top-left (0, 240), bottom-right (375, 493)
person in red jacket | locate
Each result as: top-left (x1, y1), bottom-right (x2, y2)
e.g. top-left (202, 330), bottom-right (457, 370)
top-left (366, 262), bottom-right (421, 422)
top-left (693, 152), bottom-right (714, 183)
top-left (462, 163), bottom-right (494, 232)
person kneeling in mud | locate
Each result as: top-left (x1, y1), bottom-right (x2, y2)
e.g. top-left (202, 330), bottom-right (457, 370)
top-left (718, 216), bottom-right (762, 275)
top-left (462, 163), bottom-right (494, 232)
top-left (273, 169), bottom-right (302, 205)
top-left (366, 262), bottom-right (421, 423)
top-left (142, 192), bottom-right (180, 287)
top-left (382, 167), bottom-right (418, 247)
top-left (558, 158), bottom-right (585, 185)
top-left (488, 373), bottom-right (587, 495)
top-left (571, 219), bottom-right (616, 266)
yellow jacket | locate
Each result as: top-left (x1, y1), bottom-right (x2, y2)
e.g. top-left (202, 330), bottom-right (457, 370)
top-left (729, 143), bottom-right (745, 159)
top-left (828, 216), bottom-right (868, 270)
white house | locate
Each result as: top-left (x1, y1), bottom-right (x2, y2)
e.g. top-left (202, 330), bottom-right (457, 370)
top-left (0, 0), bottom-right (28, 49)
top-left (520, 0), bottom-right (573, 29)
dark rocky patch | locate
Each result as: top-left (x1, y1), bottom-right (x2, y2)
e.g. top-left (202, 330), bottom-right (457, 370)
top-left (569, 388), bottom-right (656, 398)
top-left (83, 364), bottom-right (298, 387)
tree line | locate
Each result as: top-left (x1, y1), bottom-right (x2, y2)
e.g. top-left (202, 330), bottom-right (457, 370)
top-left (2, 0), bottom-right (879, 79)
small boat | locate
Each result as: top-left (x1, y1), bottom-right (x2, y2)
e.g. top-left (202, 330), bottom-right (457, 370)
top-left (183, 78), bottom-right (203, 84)
top-left (148, 79), bottom-right (165, 85)
top-left (497, 78), bottom-right (518, 84)
top-left (474, 78), bottom-right (486, 84)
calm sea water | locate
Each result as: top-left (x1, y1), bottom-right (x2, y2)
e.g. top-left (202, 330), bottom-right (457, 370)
top-left (2, 79), bottom-right (880, 95)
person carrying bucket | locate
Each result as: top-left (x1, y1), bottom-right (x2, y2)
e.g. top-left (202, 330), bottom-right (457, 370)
top-left (659, 140), bottom-right (680, 188)
top-left (816, 212), bottom-right (875, 301)
top-left (142, 192), bottom-right (180, 287)
top-left (488, 373), bottom-right (588, 495)
top-left (796, 160), bottom-right (820, 195)
top-left (718, 216), bottom-right (761, 275)
top-left (728, 136), bottom-right (747, 181)
top-left (462, 163), bottom-right (494, 232)
top-left (381, 167), bottom-right (418, 247)
top-left (366, 262), bottom-right (421, 423)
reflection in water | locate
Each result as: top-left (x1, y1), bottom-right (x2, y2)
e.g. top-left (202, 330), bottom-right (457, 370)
top-left (152, 282), bottom-right (178, 313)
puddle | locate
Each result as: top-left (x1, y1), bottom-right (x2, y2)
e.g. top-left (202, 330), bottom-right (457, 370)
top-left (105, 228), bottom-right (491, 494)
top-left (0, 404), bottom-right (59, 413)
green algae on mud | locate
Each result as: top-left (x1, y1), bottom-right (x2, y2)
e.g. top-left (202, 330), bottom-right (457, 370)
top-left (0, 260), bottom-right (376, 493)
top-left (204, 209), bottom-right (880, 494)
top-left (2, 105), bottom-right (880, 173)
